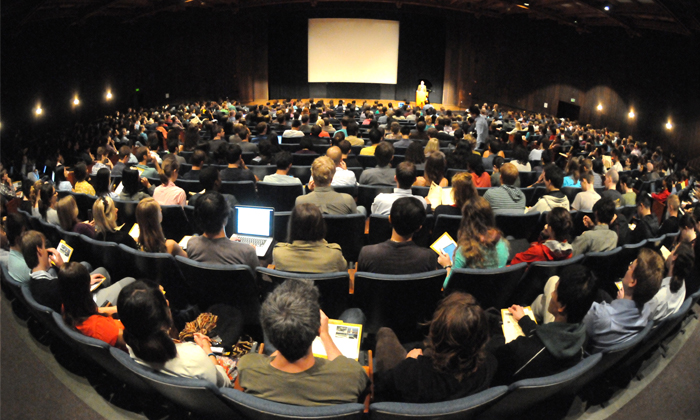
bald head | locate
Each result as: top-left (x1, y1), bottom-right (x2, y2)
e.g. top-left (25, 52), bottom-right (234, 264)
top-left (327, 146), bottom-right (343, 166)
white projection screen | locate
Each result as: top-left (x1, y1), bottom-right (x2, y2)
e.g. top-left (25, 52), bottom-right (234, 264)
top-left (308, 18), bottom-right (399, 84)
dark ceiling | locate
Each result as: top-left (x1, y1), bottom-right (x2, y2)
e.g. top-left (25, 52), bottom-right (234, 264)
top-left (3, 0), bottom-right (700, 36)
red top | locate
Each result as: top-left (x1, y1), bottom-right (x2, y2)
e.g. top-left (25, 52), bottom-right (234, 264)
top-left (471, 172), bottom-right (492, 188)
top-left (510, 241), bottom-right (572, 266)
top-left (77, 315), bottom-right (124, 348)
top-left (651, 190), bottom-right (670, 205)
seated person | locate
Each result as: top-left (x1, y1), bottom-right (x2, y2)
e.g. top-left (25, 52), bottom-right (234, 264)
top-left (118, 168), bottom-right (153, 202)
top-left (434, 172), bottom-right (478, 218)
top-left (571, 172), bottom-right (601, 212)
top-left (647, 242), bottom-right (693, 322)
top-left (359, 129), bottom-right (382, 156)
top-left (511, 207), bottom-right (573, 266)
top-left (583, 248), bottom-right (664, 353)
top-left (358, 142), bottom-right (396, 186)
top-left (483, 162), bottom-right (525, 213)
top-left (526, 164), bottom-right (570, 214)
top-left (601, 169), bottom-right (622, 206)
top-left (238, 279), bottom-right (369, 405)
top-left (571, 197), bottom-right (618, 256)
top-left (57, 195), bottom-right (96, 238)
top-left (58, 262), bottom-right (126, 350)
top-left (118, 280), bottom-right (232, 387)
top-left (492, 265), bottom-right (596, 384)
top-left (133, 146), bottom-right (160, 179)
top-left (293, 137), bottom-right (319, 156)
top-left (136, 198), bottom-right (188, 258)
top-left (373, 292), bottom-right (496, 403)
top-left (6, 212), bottom-right (31, 283)
top-left (466, 154), bottom-right (491, 188)
top-left (189, 166), bottom-right (239, 210)
top-left (272, 203), bottom-right (346, 273)
top-left (296, 156), bottom-right (362, 215)
top-left (262, 151), bottom-right (302, 184)
top-left (358, 197), bottom-right (437, 274)
top-left (186, 191), bottom-right (259, 268)
top-left (73, 162), bottom-right (96, 196)
top-left (371, 162), bottom-right (427, 215)
top-left (658, 194), bottom-right (680, 236)
top-left (629, 193), bottom-right (660, 244)
top-left (93, 196), bottom-right (138, 249)
top-left (21, 231), bottom-right (134, 313)
top-left (180, 149), bottom-right (206, 180)
top-left (153, 156), bottom-right (186, 207)
top-left (324, 146), bottom-right (357, 186)
top-left (413, 152), bottom-right (448, 188)
top-left (34, 183), bottom-right (60, 225)
top-left (220, 144), bottom-right (257, 183)
top-left (651, 177), bottom-right (673, 205)
top-left (439, 197), bottom-right (509, 289)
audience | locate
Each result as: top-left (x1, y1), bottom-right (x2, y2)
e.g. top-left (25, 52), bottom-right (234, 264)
top-left (262, 152), bottom-right (302, 184)
top-left (647, 242), bottom-right (693, 322)
top-left (359, 142), bottom-right (396, 186)
top-left (153, 156), bottom-right (186, 207)
top-left (93, 195), bottom-right (138, 249)
top-left (297, 156), bottom-right (362, 215)
top-left (6, 212), bottom-right (31, 283)
top-left (135, 197), bottom-right (187, 257)
top-left (571, 172), bottom-right (601, 212)
top-left (571, 197), bottom-right (618, 256)
top-left (434, 172), bottom-right (478, 218)
top-left (511, 207), bottom-right (573, 265)
top-left (371, 162), bottom-right (427, 215)
top-left (629, 193), bottom-right (660, 244)
top-left (57, 195), bottom-right (96, 238)
top-left (527, 164), bottom-right (570, 213)
top-left (483, 162), bottom-right (525, 212)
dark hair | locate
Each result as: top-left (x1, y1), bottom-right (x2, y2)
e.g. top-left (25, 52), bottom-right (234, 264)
top-left (5, 212), bottom-right (28, 246)
top-left (346, 122), bottom-right (359, 136)
top-left (261, 279), bottom-right (320, 362)
top-left (135, 147), bottom-right (150, 163)
top-left (636, 192), bottom-right (652, 209)
top-left (275, 151), bottom-right (293, 170)
top-left (194, 191), bottom-right (229, 235)
top-left (547, 207), bottom-right (573, 242)
top-left (338, 139), bottom-right (351, 155)
top-left (121, 168), bottom-right (142, 196)
top-left (670, 243), bottom-right (694, 294)
top-left (158, 155), bottom-right (179, 184)
top-left (395, 162), bottom-right (417, 189)
top-left (423, 292), bottom-right (489, 382)
top-left (191, 150), bottom-right (207, 167)
top-left (198, 166), bottom-right (220, 191)
top-left (631, 248), bottom-right (664, 307)
top-left (74, 162), bottom-right (88, 182)
top-left (94, 168), bottom-right (112, 197)
top-left (375, 142), bottom-right (395, 167)
top-left (492, 156), bottom-right (505, 170)
top-left (514, 147), bottom-right (529, 165)
top-left (225, 144), bottom-right (243, 164)
top-left (117, 280), bottom-right (177, 364)
top-left (543, 163), bottom-right (564, 189)
top-left (38, 182), bottom-right (55, 220)
top-left (467, 154), bottom-right (485, 177)
top-left (390, 196), bottom-right (425, 237)
top-left (58, 262), bottom-right (100, 328)
top-left (289, 203), bottom-right (326, 242)
top-left (555, 265), bottom-right (597, 324)
top-left (424, 152), bottom-right (446, 185)
top-left (368, 129), bottom-right (382, 144)
top-left (405, 142), bottom-right (426, 165)
top-left (21, 230), bottom-right (45, 269)
top-left (299, 136), bottom-right (314, 150)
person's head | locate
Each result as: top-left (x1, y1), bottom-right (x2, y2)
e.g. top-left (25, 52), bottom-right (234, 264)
top-left (624, 248), bottom-right (664, 307)
top-left (346, 122), bottom-right (358, 136)
top-left (375, 141), bottom-right (395, 167)
top-left (458, 197), bottom-right (500, 267)
top-left (494, 162), bottom-right (517, 186)
top-left (424, 138), bottom-right (440, 156)
top-left (591, 197), bottom-right (616, 225)
top-left (405, 141), bottom-right (426, 165)
top-left (668, 242), bottom-right (694, 294)
top-left (261, 279), bottom-right (321, 362)
top-left (492, 156), bottom-right (505, 172)
top-left (636, 192), bottom-right (652, 216)
top-left (93, 196), bottom-right (118, 236)
top-left (288, 203), bottom-right (326, 242)
top-left (159, 155), bottom-right (179, 184)
top-left (74, 162), bottom-right (88, 182)
top-left (395, 161), bottom-right (417, 190)
top-left (57, 195), bottom-right (80, 231)
top-left (5, 212), bottom-right (28, 247)
top-left (117, 280), bottom-right (176, 364)
top-left (667, 194), bottom-right (680, 215)
top-left (225, 143), bottom-right (243, 165)
top-left (118, 145), bottom-right (131, 162)
top-left (311, 156), bottom-right (335, 187)
top-left (390, 196), bottom-right (426, 238)
top-left (390, 122), bottom-right (400, 135)
top-left (122, 168), bottom-right (143, 196)
top-left (424, 151), bottom-right (446, 184)
top-left (194, 191), bottom-right (229, 235)
top-left (605, 169), bottom-right (619, 189)
top-left (20, 230), bottom-right (46, 270)
top-left (190, 150), bottom-right (207, 168)
top-left (544, 207), bottom-right (573, 242)
top-left (424, 292), bottom-right (489, 381)
top-left (275, 151), bottom-right (293, 171)
top-left (580, 172), bottom-right (595, 190)
top-left (514, 147), bottom-right (529, 165)
top-left (468, 105), bottom-right (480, 116)
top-left (197, 166), bottom-right (220, 191)
top-left (94, 168), bottom-right (112, 197)
top-left (543, 163), bottom-right (564, 190)
top-left (451, 172), bottom-right (477, 209)
top-left (256, 122), bottom-right (268, 136)
top-left (135, 147), bottom-right (150, 164)
top-left (326, 146), bottom-right (343, 166)
top-left (368, 129), bottom-right (382, 145)
top-left (58, 262), bottom-right (98, 328)
top-left (38, 182), bottom-right (57, 220)
top-left (548, 265), bottom-right (597, 324)
top-left (337, 139), bottom-right (351, 155)
top-left (136, 198), bottom-right (167, 253)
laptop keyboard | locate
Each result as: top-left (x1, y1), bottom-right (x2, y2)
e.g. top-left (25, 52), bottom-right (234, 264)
top-left (239, 236), bottom-right (268, 247)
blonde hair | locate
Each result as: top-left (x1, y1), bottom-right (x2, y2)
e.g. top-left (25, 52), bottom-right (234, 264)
top-left (136, 198), bottom-right (166, 253)
top-left (93, 196), bottom-right (119, 238)
top-left (311, 156), bottom-right (336, 186)
top-left (424, 138), bottom-right (440, 157)
top-left (57, 196), bottom-right (80, 231)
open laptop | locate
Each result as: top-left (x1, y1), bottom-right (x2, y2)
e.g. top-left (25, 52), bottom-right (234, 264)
top-left (233, 206), bottom-right (275, 257)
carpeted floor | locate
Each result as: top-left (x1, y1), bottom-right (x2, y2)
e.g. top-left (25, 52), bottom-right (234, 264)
top-left (2, 289), bottom-right (699, 420)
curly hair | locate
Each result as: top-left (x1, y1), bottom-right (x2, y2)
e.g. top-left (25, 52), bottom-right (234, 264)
top-left (457, 197), bottom-right (504, 268)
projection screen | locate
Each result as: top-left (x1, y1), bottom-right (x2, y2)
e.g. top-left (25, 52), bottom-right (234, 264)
top-left (308, 18), bottom-right (400, 84)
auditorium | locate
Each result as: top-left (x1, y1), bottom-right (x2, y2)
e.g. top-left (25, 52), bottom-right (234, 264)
top-left (1, 1), bottom-right (700, 419)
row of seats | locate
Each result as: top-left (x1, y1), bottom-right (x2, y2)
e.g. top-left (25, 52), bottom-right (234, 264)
top-left (4, 226), bottom-right (698, 419)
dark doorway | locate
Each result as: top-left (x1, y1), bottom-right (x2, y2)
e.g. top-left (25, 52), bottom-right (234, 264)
top-left (557, 101), bottom-right (580, 121)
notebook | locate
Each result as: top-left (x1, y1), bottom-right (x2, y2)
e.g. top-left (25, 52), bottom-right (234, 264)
top-left (233, 206), bottom-right (275, 257)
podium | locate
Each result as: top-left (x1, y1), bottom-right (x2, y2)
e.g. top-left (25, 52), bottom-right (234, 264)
top-left (416, 90), bottom-right (428, 107)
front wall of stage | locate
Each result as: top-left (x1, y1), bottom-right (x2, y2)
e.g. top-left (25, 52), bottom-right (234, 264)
top-left (268, 13), bottom-right (445, 102)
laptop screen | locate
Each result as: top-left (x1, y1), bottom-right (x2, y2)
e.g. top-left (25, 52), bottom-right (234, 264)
top-left (234, 206), bottom-right (274, 237)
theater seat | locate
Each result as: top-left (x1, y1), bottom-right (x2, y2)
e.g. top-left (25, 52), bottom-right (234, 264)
top-left (220, 181), bottom-right (257, 205)
top-left (445, 263), bottom-right (528, 310)
top-left (323, 213), bottom-right (366, 263)
top-left (257, 182), bottom-right (304, 212)
top-left (511, 254), bottom-right (586, 306)
top-left (357, 185), bottom-right (394, 210)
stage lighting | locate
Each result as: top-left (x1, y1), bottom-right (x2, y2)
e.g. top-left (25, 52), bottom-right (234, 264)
top-left (35, 106), bottom-right (43, 116)
top-left (106, 90), bottom-right (113, 100)
top-left (604, 6), bottom-right (610, 11)
top-left (73, 96), bottom-right (80, 106)
top-left (597, 103), bottom-right (603, 111)
top-left (628, 109), bottom-right (635, 119)
top-left (666, 120), bottom-right (673, 130)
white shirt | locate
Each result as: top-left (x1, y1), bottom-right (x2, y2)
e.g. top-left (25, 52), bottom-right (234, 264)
top-left (647, 276), bottom-right (686, 322)
top-left (262, 173), bottom-right (302, 185)
top-left (311, 167), bottom-right (357, 187)
top-left (282, 130), bottom-right (304, 138)
top-left (371, 188), bottom-right (428, 215)
top-left (572, 190), bottom-right (601, 212)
